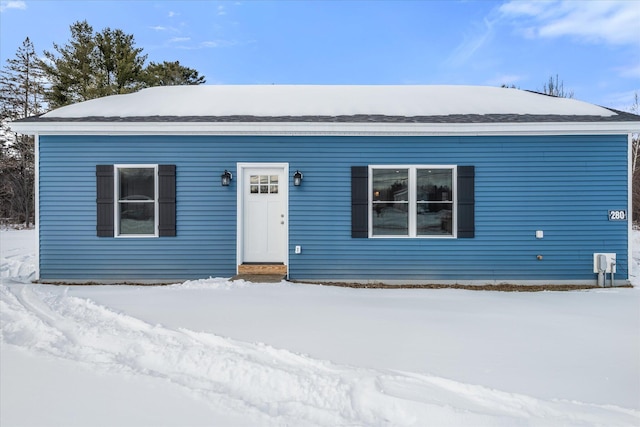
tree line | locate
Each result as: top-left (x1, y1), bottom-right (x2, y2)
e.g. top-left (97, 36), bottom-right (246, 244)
top-left (1, 21), bottom-right (638, 226)
top-left (0, 20), bottom-right (206, 226)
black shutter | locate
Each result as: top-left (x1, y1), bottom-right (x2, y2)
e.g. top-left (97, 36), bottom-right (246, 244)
top-left (457, 166), bottom-right (475, 238)
top-left (96, 165), bottom-right (114, 237)
top-left (158, 164), bottom-right (176, 237)
top-left (351, 166), bottom-right (368, 238)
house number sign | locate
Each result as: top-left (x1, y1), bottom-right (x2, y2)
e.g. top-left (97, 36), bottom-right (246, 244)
top-left (608, 210), bottom-right (627, 221)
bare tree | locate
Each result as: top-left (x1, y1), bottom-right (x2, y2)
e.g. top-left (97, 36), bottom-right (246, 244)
top-left (0, 37), bottom-right (44, 226)
top-left (1, 137), bottom-right (35, 225)
top-left (542, 74), bottom-right (574, 98)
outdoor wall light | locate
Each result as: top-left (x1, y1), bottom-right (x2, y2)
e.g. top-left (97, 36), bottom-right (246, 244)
top-left (293, 170), bottom-right (303, 186)
top-left (221, 170), bottom-right (232, 186)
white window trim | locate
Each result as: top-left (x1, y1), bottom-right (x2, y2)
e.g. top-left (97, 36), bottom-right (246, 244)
top-left (368, 165), bottom-right (458, 238)
top-left (114, 164), bottom-right (159, 238)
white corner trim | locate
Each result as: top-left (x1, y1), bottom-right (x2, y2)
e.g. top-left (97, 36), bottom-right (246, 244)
top-left (34, 134), bottom-right (40, 281)
top-left (629, 133), bottom-right (633, 281)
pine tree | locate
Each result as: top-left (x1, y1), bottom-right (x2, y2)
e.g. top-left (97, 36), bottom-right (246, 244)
top-left (40, 20), bottom-right (206, 108)
top-left (95, 27), bottom-right (147, 96)
top-left (0, 37), bottom-right (44, 226)
top-left (142, 60), bottom-right (206, 87)
top-left (40, 21), bottom-right (148, 108)
top-left (40, 21), bottom-right (98, 106)
top-left (40, 20), bottom-right (97, 108)
top-left (1, 24), bottom-right (206, 225)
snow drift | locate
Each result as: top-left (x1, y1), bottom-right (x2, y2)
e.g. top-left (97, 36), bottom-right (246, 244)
top-left (1, 229), bottom-right (639, 426)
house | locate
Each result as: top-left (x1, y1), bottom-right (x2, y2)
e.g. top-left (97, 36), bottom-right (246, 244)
top-left (11, 85), bottom-right (640, 285)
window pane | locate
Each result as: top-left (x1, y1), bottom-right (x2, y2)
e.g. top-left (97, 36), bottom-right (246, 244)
top-left (119, 168), bottom-right (154, 200)
top-left (270, 185), bottom-right (278, 194)
top-left (250, 185), bottom-right (258, 194)
top-left (250, 175), bottom-right (259, 185)
top-left (417, 203), bottom-right (453, 235)
top-left (372, 169), bottom-right (408, 202)
top-left (270, 175), bottom-right (278, 184)
top-left (119, 203), bottom-right (155, 235)
top-left (417, 169), bottom-right (452, 202)
top-left (372, 202), bottom-right (408, 235)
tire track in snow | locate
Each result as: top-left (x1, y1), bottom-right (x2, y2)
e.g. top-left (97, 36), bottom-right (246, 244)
top-left (2, 283), bottom-right (638, 427)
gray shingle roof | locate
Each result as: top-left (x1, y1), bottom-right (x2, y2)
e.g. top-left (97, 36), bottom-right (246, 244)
top-left (16, 109), bottom-right (640, 124)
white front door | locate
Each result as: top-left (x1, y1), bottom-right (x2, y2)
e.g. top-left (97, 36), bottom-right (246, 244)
top-left (241, 165), bottom-right (287, 263)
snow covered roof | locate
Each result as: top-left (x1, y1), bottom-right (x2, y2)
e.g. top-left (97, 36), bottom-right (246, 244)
top-left (11, 85), bottom-right (640, 135)
top-left (39, 85), bottom-right (618, 118)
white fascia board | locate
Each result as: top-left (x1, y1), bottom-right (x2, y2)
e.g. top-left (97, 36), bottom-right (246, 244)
top-left (9, 120), bottom-right (640, 136)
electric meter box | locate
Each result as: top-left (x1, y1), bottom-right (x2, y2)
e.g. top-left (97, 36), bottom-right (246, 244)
top-left (593, 253), bottom-right (616, 273)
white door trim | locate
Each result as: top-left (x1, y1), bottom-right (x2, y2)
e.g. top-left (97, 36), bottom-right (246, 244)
top-left (236, 162), bottom-right (289, 272)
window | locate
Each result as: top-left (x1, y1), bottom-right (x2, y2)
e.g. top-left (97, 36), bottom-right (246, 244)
top-left (370, 166), bottom-right (455, 237)
top-left (96, 164), bottom-right (176, 238)
top-left (116, 165), bottom-right (158, 236)
top-left (96, 165), bottom-right (177, 237)
top-left (249, 174), bottom-right (279, 194)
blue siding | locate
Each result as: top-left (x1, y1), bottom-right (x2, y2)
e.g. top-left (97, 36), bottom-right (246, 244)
top-left (38, 134), bottom-right (629, 282)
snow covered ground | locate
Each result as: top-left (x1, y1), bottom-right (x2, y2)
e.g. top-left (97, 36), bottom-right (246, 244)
top-left (1, 229), bottom-right (639, 426)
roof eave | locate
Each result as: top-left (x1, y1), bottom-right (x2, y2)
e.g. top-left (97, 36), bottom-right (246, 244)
top-left (9, 120), bottom-right (640, 136)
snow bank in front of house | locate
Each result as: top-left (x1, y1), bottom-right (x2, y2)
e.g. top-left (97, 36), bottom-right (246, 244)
top-left (41, 85), bottom-right (618, 118)
top-left (2, 282), bottom-right (638, 427)
top-left (2, 229), bottom-right (639, 426)
top-left (170, 276), bottom-right (252, 289)
top-left (0, 229), bottom-right (35, 283)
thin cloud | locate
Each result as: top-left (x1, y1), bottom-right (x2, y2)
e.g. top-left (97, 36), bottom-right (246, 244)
top-left (200, 39), bottom-right (240, 48)
top-left (617, 63), bottom-right (640, 79)
top-left (217, 5), bottom-right (226, 16)
top-left (499, 1), bottom-right (548, 16)
top-left (499, 0), bottom-right (640, 46)
top-left (171, 39), bottom-right (247, 50)
top-left (168, 37), bottom-right (191, 43)
top-left (150, 25), bottom-right (180, 34)
top-left (201, 40), bottom-right (231, 48)
top-left (0, 0), bottom-right (26, 12)
top-left (447, 18), bottom-right (495, 66)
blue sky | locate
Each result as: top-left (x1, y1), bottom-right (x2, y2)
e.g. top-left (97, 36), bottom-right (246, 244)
top-left (1, 0), bottom-right (638, 111)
